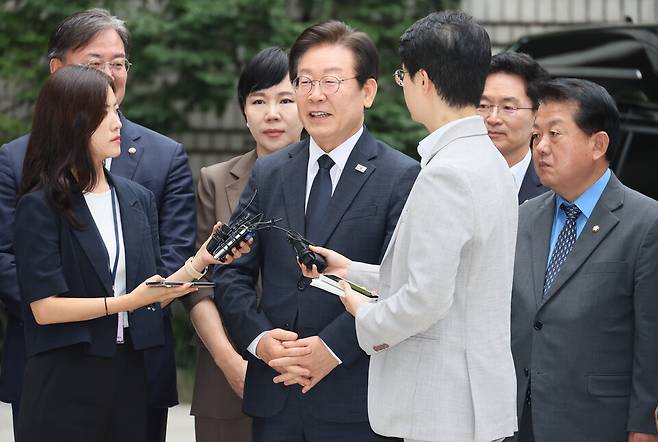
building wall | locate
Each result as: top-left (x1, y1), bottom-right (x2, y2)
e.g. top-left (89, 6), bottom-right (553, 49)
top-left (462, 0), bottom-right (658, 51)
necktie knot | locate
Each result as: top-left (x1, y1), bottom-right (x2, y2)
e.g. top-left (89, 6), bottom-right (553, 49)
top-left (560, 203), bottom-right (581, 221)
top-left (317, 154), bottom-right (335, 170)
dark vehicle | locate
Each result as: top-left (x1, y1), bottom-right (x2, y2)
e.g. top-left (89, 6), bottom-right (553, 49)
top-left (510, 24), bottom-right (658, 201)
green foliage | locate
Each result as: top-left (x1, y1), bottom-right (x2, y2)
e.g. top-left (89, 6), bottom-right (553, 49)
top-left (1, 0), bottom-right (458, 152)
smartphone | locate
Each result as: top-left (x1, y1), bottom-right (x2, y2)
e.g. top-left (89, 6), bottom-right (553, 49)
top-left (323, 274), bottom-right (378, 298)
top-left (146, 281), bottom-right (215, 288)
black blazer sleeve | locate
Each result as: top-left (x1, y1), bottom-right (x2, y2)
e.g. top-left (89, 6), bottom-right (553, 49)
top-left (14, 192), bottom-right (69, 303)
top-left (213, 160), bottom-right (274, 353)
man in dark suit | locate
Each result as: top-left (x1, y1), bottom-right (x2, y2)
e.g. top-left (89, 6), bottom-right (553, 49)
top-left (214, 21), bottom-right (420, 442)
top-left (478, 52), bottom-right (550, 204)
top-left (508, 78), bottom-right (658, 442)
top-left (0, 9), bottom-right (195, 442)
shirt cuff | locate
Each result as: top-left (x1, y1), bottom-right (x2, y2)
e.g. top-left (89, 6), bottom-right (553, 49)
top-left (247, 330), bottom-right (269, 359)
top-left (320, 338), bottom-right (342, 365)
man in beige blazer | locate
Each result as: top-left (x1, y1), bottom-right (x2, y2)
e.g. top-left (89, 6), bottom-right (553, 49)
top-left (183, 47), bottom-right (303, 442)
top-left (295, 11), bottom-right (518, 442)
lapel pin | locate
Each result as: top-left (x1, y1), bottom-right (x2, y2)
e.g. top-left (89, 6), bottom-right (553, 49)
top-left (355, 164), bottom-right (367, 173)
top-left (592, 225), bottom-right (600, 233)
top-left (128, 146), bottom-right (137, 155)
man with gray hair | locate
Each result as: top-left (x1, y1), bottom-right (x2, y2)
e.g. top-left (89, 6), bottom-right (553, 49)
top-left (0, 9), bottom-right (196, 441)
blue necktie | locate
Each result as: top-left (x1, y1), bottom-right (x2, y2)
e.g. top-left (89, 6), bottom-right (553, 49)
top-left (543, 203), bottom-right (582, 300)
top-left (305, 154), bottom-right (334, 243)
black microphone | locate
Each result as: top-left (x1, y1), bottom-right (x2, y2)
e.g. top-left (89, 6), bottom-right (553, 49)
top-left (287, 231), bottom-right (327, 273)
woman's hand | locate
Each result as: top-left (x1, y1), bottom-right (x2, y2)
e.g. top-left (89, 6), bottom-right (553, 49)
top-left (195, 221), bottom-right (253, 269)
top-left (130, 275), bottom-right (198, 309)
top-left (298, 245), bottom-right (352, 279)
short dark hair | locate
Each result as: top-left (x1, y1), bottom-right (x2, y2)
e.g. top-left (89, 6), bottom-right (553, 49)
top-left (489, 52), bottom-right (550, 109)
top-left (21, 65), bottom-right (115, 227)
top-left (289, 20), bottom-right (379, 86)
top-left (47, 8), bottom-right (130, 61)
top-left (237, 47), bottom-right (290, 116)
top-left (530, 78), bottom-right (620, 161)
top-left (399, 10), bottom-right (491, 108)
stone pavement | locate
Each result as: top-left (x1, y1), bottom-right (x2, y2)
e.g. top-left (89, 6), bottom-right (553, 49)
top-left (0, 401), bottom-right (195, 441)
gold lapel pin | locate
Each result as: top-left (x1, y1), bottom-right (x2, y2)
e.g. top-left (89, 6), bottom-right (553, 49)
top-left (128, 146), bottom-right (137, 155)
top-left (592, 225), bottom-right (600, 232)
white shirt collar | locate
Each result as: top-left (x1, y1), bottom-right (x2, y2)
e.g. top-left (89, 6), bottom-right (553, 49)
top-left (509, 148), bottom-right (532, 192)
top-left (417, 116), bottom-right (482, 168)
top-left (308, 126), bottom-right (363, 173)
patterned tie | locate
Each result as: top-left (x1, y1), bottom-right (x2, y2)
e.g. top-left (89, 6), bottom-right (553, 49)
top-left (543, 203), bottom-right (582, 300)
top-left (305, 154), bottom-right (335, 243)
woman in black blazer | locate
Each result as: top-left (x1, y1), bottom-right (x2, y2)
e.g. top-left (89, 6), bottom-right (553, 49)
top-left (13, 65), bottom-right (240, 442)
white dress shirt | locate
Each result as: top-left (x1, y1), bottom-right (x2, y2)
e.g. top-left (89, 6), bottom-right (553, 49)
top-left (509, 148), bottom-right (532, 193)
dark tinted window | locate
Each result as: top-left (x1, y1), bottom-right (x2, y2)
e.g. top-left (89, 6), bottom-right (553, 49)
top-left (614, 128), bottom-right (658, 201)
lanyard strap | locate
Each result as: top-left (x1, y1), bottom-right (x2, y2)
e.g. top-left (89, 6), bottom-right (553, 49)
top-left (110, 186), bottom-right (120, 284)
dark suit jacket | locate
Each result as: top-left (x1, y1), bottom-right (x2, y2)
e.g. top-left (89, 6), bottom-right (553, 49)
top-left (214, 128), bottom-right (420, 422)
top-left (14, 175), bottom-right (166, 357)
top-left (509, 173), bottom-right (658, 441)
top-left (188, 149), bottom-right (257, 426)
top-left (517, 156), bottom-right (548, 204)
top-left (0, 114), bottom-right (195, 406)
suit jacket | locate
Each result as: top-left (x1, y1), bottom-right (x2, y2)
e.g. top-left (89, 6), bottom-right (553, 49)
top-left (349, 117), bottom-right (519, 442)
top-left (214, 128), bottom-right (420, 423)
top-left (0, 114), bottom-right (195, 406)
top-left (509, 173), bottom-right (658, 441)
top-left (188, 149), bottom-right (257, 423)
top-left (518, 157), bottom-right (548, 204)
top-left (14, 174), bottom-right (166, 357)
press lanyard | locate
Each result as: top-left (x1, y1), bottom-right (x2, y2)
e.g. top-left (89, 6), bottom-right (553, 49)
top-left (109, 185), bottom-right (127, 344)
top-left (110, 185), bottom-right (120, 284)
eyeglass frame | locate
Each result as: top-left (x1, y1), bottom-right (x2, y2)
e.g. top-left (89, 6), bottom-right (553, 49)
top-left (292, 75), bottom-right (358, 96)
top-left (394, 68), bottom-right (408, 87)
top-left (83, 58), bottom-right (133, 75)
top-left (476, 103), bottom-right (535, 116)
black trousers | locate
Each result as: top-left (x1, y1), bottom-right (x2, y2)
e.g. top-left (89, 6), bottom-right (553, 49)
top-left (252, 385), bottom-right (400, 442)
top-left (517, 401), bottom-right (535, 442)
top-left (18, 339), bottom-right (148, 442)
top-left (147, 406), bottom-right (168, 442)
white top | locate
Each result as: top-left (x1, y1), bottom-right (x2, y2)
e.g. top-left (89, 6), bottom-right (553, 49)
top-left (83, 189), bottom-right (129, 333)
top-left (509, 148), bottom-right (532, 193)
top-left (304, 126), bottom-right (363, 210)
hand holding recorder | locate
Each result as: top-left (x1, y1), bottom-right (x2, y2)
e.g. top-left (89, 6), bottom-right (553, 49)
top-left (297, 245), bottom-right (374, 316)
top-left (138, 221), bottom-right (251, 307)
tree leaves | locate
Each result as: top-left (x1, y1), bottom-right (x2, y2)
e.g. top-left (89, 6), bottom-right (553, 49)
top-left (1, 0), bottom-right (458, 153)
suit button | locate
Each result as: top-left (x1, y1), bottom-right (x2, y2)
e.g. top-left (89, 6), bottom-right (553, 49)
top-left (297, 279), bottom-right (306, 291)
top-left (534, 320), bottom-right (543, 330)
top-left (284, 323), bottom-right (291, 330)
top-left (524, 368), bottom-right (529, 377)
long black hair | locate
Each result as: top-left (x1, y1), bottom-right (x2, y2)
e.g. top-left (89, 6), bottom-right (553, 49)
top-left (21, 65), bottom-right (115, 227)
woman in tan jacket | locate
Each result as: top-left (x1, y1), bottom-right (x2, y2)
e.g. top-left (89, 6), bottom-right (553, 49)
top-left (187, 47), bottom-right (303, 442)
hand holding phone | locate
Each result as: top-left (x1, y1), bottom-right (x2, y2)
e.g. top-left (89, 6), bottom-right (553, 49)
top-left (146, 281), bottom-right (215, 288)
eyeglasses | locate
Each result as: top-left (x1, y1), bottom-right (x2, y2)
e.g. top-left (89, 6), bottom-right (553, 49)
top-left (84, 58), bottom-right (132, 75)
top-left (394, 69), bottom-right (407, 87)
top-left (476, 103), bottom-right (534, 116)
top-left (292, 75), bottom-right (357, 96)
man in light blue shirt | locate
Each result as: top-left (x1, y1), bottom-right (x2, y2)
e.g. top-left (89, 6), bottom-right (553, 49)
top-left (508, 78), bottom-right (658, 442)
